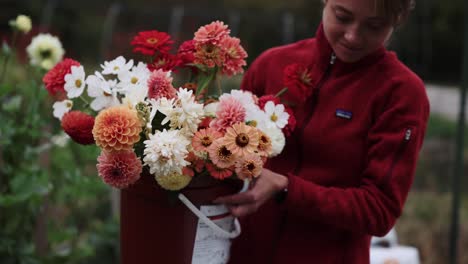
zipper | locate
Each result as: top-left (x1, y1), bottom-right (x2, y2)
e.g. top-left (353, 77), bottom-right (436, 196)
top-left (293, 53), bottom-right (336, 175)
top-left (383, 127), bottom-right (412, 183)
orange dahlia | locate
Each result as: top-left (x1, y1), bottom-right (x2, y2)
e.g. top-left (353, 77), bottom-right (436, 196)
top-left (93, 105), bottom-right (142, 152)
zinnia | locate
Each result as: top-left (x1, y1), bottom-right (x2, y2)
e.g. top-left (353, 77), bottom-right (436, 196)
top-left (208, 138), bottom-right (236, 169)
top-left (206, 162), bottom-right (233, 180)
top-left (130, 30), bottom-right (174, 56)
top-left (283, 63), bottom-right (313, 95)
top-left (43, 58), bottom-right (80, 97)
top-left (235, 154), bottom-right (263, 180)
top-left (194, 20), bottom-right (230, 45)
top-left (220, 36), bottom-right (247, 76)
top-left (61, 110), bottom-right (95, 145)
top-left (192, 128), bottom-right (223, 152)
top-left (96, 150), bottom-right (142, 189)
top-left (93, 105), bottom-right (142, 152)
top-left (223, 122), bottom-right (259, 156)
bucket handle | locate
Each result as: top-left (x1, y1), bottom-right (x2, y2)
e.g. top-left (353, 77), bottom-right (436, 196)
top-left (177, 179), bottom-right (249, 239)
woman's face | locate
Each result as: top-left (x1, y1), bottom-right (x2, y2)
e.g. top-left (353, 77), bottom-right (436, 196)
top-left (322, 0), bottom-right (394, 63)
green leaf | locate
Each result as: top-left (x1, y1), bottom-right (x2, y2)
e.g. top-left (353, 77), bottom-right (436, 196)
top-left (2, 95), bottom-right (22, 112)
top-left (0, 83), bottom-right (14, 97)
top-left (2, 41), bottom-right (11, 55)
top-left (196, 69), bottom-right (217, 97)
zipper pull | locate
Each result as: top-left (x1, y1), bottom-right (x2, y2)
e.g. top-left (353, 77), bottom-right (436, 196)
top-left (404, 128), bottom-right (412, 141)
top-left (330, 53), bottom-right (336, 65)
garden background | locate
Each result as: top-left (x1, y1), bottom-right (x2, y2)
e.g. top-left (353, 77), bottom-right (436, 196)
top-left (1, 0), bottom-right (467, 263)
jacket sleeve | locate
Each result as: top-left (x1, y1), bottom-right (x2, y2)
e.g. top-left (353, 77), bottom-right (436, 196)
top-left (284, 76), bottom-right (430, 236)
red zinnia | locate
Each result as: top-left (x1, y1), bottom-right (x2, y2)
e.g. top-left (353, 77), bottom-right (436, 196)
top-left (61, 110), bottom-right (95, 145)
top-left (282, 107), bottom-right (297, 137)
top-left (283, 63), bottom-right (313, 94)
top-left (258, 95), bottom-right (281, 110)
top-left (177, 40), bottom-right (196, 65)
top-left (130, 30), bottom-right (174, 56)
top-left (42, 58), bottom-right (80, 98)
top-left (147, 53), bottom-right (182, 72)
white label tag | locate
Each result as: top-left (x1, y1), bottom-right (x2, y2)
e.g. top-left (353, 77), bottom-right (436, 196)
top-left (191, 205), bottom-right (234, 264)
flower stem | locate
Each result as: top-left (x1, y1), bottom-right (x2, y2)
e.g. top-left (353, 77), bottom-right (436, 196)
top-left (216, 74), bottom-right (222, 96)
top-left (0, 30), bottom-right (18, 84)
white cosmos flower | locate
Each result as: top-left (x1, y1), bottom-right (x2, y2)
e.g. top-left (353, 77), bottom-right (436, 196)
top-left (264, 101), bottom-right (289, 129)
top-left (64, 65), bottom-right (86, 98)
top-left (53, 99), bottom-right (73, 120)
top-left (86, 71), bottom-right (120, 111)
top-left (26, 33), bottom-right (64, 70)
top-left (245, 106), bottom-right (269, 128)
top-left (101, 56), bottom-right (133, 75)
top-left (117, 62), bottom-right (150, 90)
top-left (143, 129), bottom-right (190, 176)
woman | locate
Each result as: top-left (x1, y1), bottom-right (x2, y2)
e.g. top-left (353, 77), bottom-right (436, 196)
top-left (214, 0), bottom-right (430, 263)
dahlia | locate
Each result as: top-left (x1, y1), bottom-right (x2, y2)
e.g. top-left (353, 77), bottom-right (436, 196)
top-left (96, 150), bottom-right (142, 189)
top-left (131, 30), bottom-right (174, 56)
top-left (61, 111), bottom-right (95, 145)
top-left (26, 33), bottom-right (64, 70)
top-left (220, 36), bottom-right (247, 76)
top-left (147, 69), bottom-right (177, 100)
top-left (211, 96), bottom-right (246, 132)
top-left (92, 105), bottom-right (142, 152)
top-left (143, 129), bottom-right (190, 176)
top-left (194, 21), bottom-right (230, 45)
top-left (43, 58), bottom-right (80, 97)
top-left (155, 171), bottom-right (192, 191)
top-left (235, 154), bottom-right (263, 180)
top-left (223, 122), bottom-right (259, 156)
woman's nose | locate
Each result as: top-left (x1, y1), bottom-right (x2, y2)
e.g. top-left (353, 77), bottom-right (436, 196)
top-left (343, 25), bottom-right (363, 46)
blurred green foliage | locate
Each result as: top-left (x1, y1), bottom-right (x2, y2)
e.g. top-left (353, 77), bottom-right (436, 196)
top-left (0, 30), bottom-right (118, 263)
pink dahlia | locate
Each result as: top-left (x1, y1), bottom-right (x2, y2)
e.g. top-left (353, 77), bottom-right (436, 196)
top-left (147, 69), bottom-right (177, 100)
top-left (130, 30), bottom-right (174, 56)
top-left (97, 150), bottom-right (142, 188)
top-left (61, 110), bottom-right (95, 145)
top-left (210, 97), bottom-right (246, 132)
top-left (220, 36), bottom-right (247, 76)
top-left (43, 58), bottom-right (80, 98)
top-left (194, 20), bottom-right (230, 45)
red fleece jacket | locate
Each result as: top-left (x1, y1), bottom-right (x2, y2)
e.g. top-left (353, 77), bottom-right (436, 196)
top-left (228, 24), bottom-right (430, 264)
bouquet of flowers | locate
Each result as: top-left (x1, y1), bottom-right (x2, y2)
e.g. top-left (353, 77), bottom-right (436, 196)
top-left (43, 20), bottom-right (296, 194)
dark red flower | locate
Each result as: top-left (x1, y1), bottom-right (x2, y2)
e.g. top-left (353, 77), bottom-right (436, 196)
top-left (61, 111), bottom-right (95, 145)
top-left (177, 40), bottom-right (196, 65)
top-left (282, 107), bottom-right (297, 137)
top-left (283, 63), bottom-right (313, 94)
top-left (130, 30), bottom-right (174, 56)
top-left (147, 53), bottom-right (182, 72)
top-left (258, 95), bottom-right (281, 110)
top-left (42, 58), bottom-right (80, 98)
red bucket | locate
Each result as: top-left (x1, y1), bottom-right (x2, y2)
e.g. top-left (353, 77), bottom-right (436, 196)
top-left (120, 170), bottom-right (242, 264)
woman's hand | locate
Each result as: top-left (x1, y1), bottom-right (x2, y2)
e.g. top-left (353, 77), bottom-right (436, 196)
top-left (213, 168), bottom-right (288, 218)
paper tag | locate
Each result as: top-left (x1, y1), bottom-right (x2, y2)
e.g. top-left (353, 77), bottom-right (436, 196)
top-left (191, 205), bottom-right (234, 264)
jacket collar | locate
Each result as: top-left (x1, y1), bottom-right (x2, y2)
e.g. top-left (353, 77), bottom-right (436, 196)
top-left (315, 23), bottom-right (387, 74)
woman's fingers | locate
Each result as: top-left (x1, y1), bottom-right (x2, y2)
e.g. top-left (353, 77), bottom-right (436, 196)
top-left (213, 191), bottom-right (257, 205)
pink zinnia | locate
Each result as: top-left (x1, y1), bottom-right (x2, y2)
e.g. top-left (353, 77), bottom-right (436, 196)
top-left (43, 58), bottom-right (80, 98)
top-left (147, 69), bottom-right (177, 100)
top-left (207, 138), bottom-right (236, 169)
top-left (96, 150), bottom-right (142, 189)
top-left (206, 162), bottom-right (233, 180)
top-left (235, 154), bottom-right (263, 180)
top-left (220, 36), bottom-right (247, 76)
top-left (177, 40), bottom-right (196, 65)
top-left (192, 128), bottom-right (223, 152)
top-left (194, 21), bottom-right (230, 45)
top-left (194, 42), bottom-right (225, 69)
top-left (210, 97), bottom-right (246, 132)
